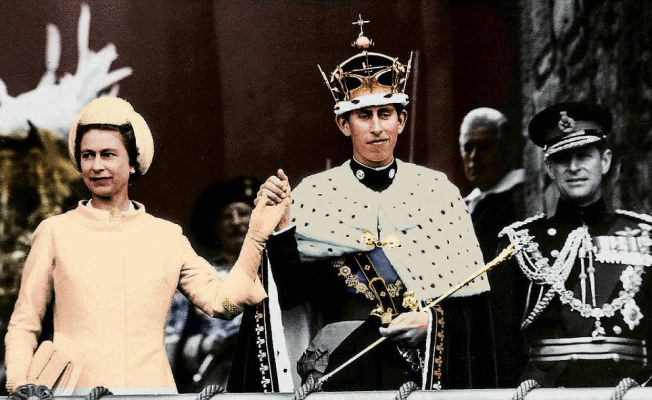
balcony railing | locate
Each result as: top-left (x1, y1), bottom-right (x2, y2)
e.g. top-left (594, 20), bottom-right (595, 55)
top-left (5, 387), bottom-right (652, 400)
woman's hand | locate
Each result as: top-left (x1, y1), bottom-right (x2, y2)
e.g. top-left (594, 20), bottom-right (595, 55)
top-left (248, 170), bottom-right (291, 242)
top-left (378, 311), bottom-right (429, 348)
top-left (255, 169), bottom-right (291, 232)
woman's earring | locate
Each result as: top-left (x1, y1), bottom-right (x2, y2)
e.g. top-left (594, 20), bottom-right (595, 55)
top-left (130, 167), bottom-right (136, 174)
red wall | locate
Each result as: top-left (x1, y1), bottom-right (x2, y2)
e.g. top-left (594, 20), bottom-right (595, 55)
top-left (0, 0), bottom-right (519, 226)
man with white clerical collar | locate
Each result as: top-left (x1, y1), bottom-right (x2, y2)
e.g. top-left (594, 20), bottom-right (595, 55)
top-left (251, 16), bottom-right (497, 392)
top-left (499, 102), bottom-right (652, 388)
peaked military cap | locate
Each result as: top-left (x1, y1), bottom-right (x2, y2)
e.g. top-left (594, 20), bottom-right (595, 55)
top-left (528, 102), bottom-right (612, 157)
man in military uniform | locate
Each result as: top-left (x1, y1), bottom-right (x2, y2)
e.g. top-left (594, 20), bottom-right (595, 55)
top-left (499, 102), bottom-right (652, 387)
top-left (249, 17), bottom-right (497, 392)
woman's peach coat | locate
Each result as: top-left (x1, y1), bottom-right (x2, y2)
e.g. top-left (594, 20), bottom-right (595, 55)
top-left (5, 201), bottom-right (266, 394)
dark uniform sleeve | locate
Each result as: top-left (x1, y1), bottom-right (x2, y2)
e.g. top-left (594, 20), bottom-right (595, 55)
top-left (486, 238), bottom-right (530, 387)
top-left (640, 262), bottom-right (652, 383)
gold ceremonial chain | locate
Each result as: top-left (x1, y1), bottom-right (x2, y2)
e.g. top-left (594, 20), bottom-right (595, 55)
top-left (510, 224), bottom-right (649, 336)
top-left (317, 245), bottom-right (516, 384)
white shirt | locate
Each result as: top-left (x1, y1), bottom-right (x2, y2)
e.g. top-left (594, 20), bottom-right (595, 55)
top-left (464, 169), bottom-right (525, 215)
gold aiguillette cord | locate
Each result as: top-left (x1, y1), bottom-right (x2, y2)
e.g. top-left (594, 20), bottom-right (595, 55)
top-left (318, 244), bottom-right (516, 384)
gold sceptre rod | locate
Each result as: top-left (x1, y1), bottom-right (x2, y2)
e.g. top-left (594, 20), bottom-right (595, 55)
top-left (318, 244), bottom-right (516, 384)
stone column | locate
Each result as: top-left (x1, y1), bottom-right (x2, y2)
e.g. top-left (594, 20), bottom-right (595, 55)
top-left (520, 1), bottom-right (652, 214)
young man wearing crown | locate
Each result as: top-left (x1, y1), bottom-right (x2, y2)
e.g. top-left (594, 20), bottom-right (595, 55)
top-left (248, 18), bottom-right (497, 392)
top-left (499, 102), bottom-right (652, 387)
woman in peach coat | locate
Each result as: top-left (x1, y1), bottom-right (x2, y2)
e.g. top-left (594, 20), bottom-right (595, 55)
top-left (4, 97), bottom-right (289, 395)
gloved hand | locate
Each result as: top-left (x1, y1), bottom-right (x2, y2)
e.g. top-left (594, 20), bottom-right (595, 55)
top-left (248, 170), bottom-right (291, 243)
top-left (255, 169), bottom-right (291, 232)
top-left (229, 170), bottom-right (290, 282)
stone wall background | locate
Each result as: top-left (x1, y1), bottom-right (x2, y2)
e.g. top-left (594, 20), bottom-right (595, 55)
top-left (520, 1), bottom-right (652, 215)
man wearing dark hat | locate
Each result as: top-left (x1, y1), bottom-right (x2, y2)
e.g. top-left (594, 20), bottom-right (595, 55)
top-left (499, 102), bottom-right (652, 387)
top-left (244, 17), bottom-right (497, 392)
top-left (166, 177), bottom-right (261, 391)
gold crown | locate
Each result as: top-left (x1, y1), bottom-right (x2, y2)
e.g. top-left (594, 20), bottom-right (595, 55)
top-left (319, 15), bottom-right (412, 115)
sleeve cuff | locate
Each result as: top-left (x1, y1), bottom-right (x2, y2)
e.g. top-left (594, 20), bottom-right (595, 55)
top-left (272, 224), bottom-right (295, 237)
top-left (219, 266), bottom-right (267, 314)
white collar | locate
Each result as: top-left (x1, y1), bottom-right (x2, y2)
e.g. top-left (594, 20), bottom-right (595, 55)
top-left (352, 156), bottom-right (395, 171)
top-left (464, 169), bottom-right (525, 214)
top-left (86, 199), bottom-right (137, 211)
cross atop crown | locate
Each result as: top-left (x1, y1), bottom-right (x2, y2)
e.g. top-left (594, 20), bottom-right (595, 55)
top-left (352, 14), bottom-right (370, 37)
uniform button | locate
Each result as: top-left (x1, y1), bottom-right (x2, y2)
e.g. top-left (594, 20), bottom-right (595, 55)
top-left (356, 170), bottom-right (365, 180)
top-left (551, 250), bottom-right (560, 258)
top-left (547, 228), bottom-right (557, 236)
top-left (612, 354), bottom-right (621, 362)
top-left (613, 325), bottom-right (622, 335)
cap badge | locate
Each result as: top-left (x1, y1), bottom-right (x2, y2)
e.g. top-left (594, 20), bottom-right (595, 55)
top-left (558, 111), bottom-right (576, 133)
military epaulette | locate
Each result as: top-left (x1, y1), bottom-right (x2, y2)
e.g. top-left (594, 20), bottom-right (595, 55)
top-left (498, 213), bottom-right (546, 238)
top-left (615, 209), bottom-right (652, 225)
